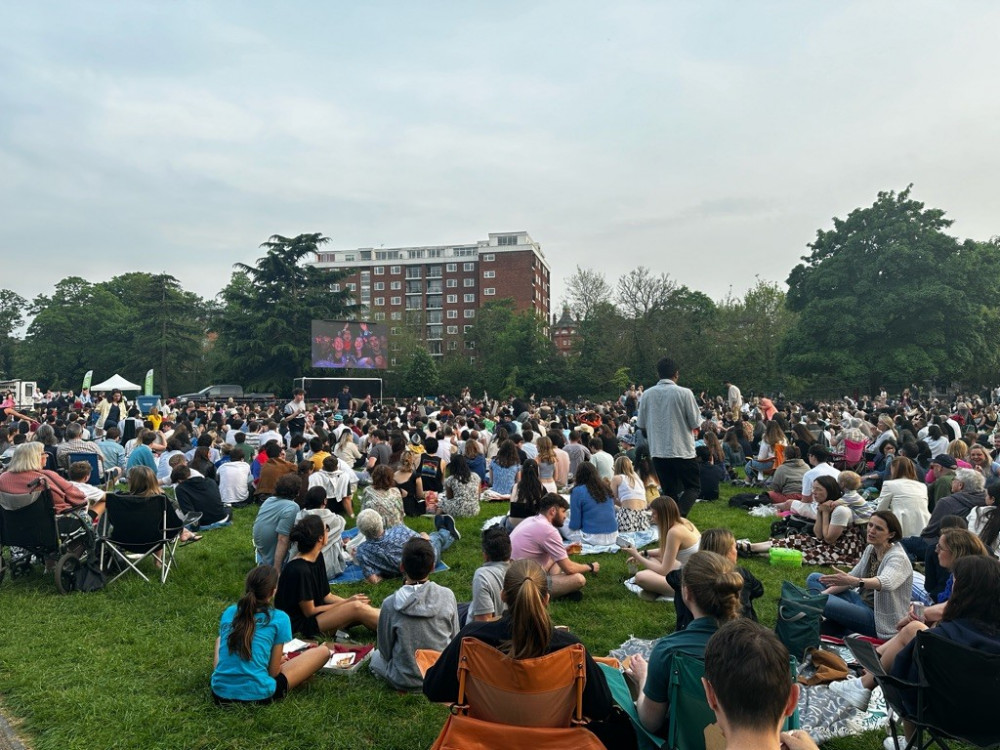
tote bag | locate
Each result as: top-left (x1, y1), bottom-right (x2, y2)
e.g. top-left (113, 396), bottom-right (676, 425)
top-left (775, 580), bottom-right (827, 662)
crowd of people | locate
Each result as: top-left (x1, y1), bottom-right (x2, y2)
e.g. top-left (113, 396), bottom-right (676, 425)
top-left (4, 367), bottom-right (1000, 750)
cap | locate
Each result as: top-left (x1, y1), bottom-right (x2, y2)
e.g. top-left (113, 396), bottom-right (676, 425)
top-left (931, 454), bottom-right (957, 469)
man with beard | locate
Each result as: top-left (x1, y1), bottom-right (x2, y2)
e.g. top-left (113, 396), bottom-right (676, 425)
top-left (509, 492), bottom-right (598, 600)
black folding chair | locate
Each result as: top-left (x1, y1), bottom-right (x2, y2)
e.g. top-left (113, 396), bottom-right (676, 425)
top-left (98, 493), bottom-right (189, 584)
top-left (68, 451), bottom-right (118, 490)
top-left (846, 632), bottom-right (1000, 750)
top-left (0, 481), bottom-right (92, 594)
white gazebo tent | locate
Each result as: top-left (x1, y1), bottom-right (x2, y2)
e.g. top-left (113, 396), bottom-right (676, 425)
top-left (90, 374), bottom-right (143, 391)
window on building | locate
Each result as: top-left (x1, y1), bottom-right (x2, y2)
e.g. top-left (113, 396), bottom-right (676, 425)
top-left (405, 267), bottom-right (422, 279)
top-left (374, 282), bottom-right (384, 291)
top-left (345, 253), bottom-right (356, 261)
top-left (391, 312), bottom-right (401, 320)
top-left (496, 235), bottom-right (518, 246)
top-left (391, 281), bottom-right (401, 290)
top-left (390, 265), bottom-right (401, 274)
top-left (483, 253), bottom-right (495, 261)
top-left (464, 325), bottom-right (473, 333)
top-left (428, 265), bottom-right (442, 277)
top-left (483, 270), bottom-right (495, 278)
top-left (446, 278), bottom-right (457, 288)
top-left (464, 309), bottom-right (475, 318)
top-left (374, 297), bottom-right (384, 306)
top-left (484, 288), bottom-right (495, 296)
top-left (405, 297), bottom-right (421, 310)
top-left (446, 263), bottom-right (457, 272)
top-left (463, 262), bottom-right (475, 271)
top-left (346, 283), bottom-right (356, 292)
top-left (331, 283), bottom-right (341, 292)
top-left (448, 340), bottom-right (458, 350)
top-left (464, 293), bottom-right (475, 303)
top-left (391, 343), bottom-right (400, 352)
top-left (447, 325), bottom-right (458, 334)
top-left (465, 340), bottom-right (476, 349)
top-left (390, 357), bottom-right (397, 366)
top-left (390, 327), bottom-right (400, 335)
top-left (360, 271), bottom-right (370, 282)
top-left (391, 296), bottom-right (401, 305)
top-left (373, 312), bottom-right (385, 321)
top-left (463, 278), bottom-right (475, 287)
top-left (447, 310), bottom-right (457, 319)
top-left (374, 266), bottom-right (384, 275)
top-left (446, 294), bottom-right (458, 304)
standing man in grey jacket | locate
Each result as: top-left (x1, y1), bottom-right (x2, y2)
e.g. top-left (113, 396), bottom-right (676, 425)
top-left (637, 357), bottom-right (702, 516)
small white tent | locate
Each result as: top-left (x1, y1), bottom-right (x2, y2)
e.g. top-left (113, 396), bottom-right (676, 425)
top-left (90, 374), bottom-right (142, 391)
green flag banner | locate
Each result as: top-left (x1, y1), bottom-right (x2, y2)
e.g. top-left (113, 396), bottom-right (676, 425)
top-left (82, 370), bottom-right (93, 391)
top-left (144, 369), bottom-right (154, 396)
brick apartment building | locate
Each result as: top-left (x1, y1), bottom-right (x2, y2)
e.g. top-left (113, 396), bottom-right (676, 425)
top-left (310, 231), bottom-right (551, 361)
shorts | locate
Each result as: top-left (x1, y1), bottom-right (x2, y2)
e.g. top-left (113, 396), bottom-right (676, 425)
top-left (212, 673), bottom-right (288, 705)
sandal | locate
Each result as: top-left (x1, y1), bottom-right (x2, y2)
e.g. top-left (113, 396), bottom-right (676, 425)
top-left (180, 533), bottom-right (203, 546)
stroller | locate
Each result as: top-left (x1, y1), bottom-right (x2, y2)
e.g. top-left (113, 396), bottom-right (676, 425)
top-left (0, 477), bottom-right (96, 594)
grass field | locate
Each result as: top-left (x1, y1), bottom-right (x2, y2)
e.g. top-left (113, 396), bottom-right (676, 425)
top-left (0, 483), bottom-right (885, 749)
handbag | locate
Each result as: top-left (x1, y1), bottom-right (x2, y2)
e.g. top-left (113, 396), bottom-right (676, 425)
top-left (775, 581), bottom-right (827, 662)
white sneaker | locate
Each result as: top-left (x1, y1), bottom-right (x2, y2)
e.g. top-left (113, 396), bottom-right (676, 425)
top-left (829, 676), bottom-right (872, 710)
top-left (883, 735), bottom-right (905, 750)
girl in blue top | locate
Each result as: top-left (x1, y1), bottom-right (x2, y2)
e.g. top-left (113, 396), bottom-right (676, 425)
top-left (568, 462), bottom-right (618, 547)
top-left (211, 566), bottom-right (333, 704)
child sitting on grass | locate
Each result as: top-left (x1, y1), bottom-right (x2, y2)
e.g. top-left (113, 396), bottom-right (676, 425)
top-left (211, 565), bottom-right (333, 704)
top-left (370, 537), bottom-right (460, 691)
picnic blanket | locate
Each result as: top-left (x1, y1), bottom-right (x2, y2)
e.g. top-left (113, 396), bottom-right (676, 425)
top-left (330, 560), bottom-right (449, 585)
top-left (481, 514), bottom-right (659, 554)
top-left (330, 527), bottom-right (449, 584)
top-left (608, 637), bottom-right (889, 743)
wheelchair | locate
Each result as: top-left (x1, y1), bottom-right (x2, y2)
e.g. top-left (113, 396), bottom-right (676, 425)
top-left (0, 478), bottom-right (96, 594)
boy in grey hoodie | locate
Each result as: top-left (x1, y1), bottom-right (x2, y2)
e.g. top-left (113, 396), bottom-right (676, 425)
top-left (369, 537), bottom-right (460, 691)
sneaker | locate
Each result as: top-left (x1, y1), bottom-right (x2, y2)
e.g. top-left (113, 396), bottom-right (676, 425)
top-left (736, 539), bottom-right (753, 558)
top-left (883, 736), bottom-right (905, 750)
top-left (829, 676), bottom-right (872, 711)
top-left (435, 513), bottom-right (461, 542)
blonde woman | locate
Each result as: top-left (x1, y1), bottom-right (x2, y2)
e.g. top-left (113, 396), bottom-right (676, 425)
top-left (611, 456), bottom-right (649, 533)
top-left (535, 436), bottom-right (558, 493)
top-left (624, 496), bottom-right (700, 600)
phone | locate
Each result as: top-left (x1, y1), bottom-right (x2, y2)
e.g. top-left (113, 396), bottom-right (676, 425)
top-left (616, 535), bottom-right (635, 549)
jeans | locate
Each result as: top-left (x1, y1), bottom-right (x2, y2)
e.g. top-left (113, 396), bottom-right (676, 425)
top-left (744, 459), bottom-right (772, 478)
top-left (651, 456), bottom-right (701, 517)
top-left (428, 529), bottom-right (454, 563)
top-left (903, 536), bottom-right (945, 598)
top-left (806, 572), bottom-right (876, 637)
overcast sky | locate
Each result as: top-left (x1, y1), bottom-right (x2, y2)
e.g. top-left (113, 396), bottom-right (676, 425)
top-left (2, 1), bottom-right (998, 315)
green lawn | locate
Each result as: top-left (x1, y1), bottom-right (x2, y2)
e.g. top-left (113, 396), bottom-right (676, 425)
top-left (0, 484), bottom-right (884, 749)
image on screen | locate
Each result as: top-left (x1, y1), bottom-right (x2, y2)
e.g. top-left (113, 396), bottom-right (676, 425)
top-left (311, 320), bottom-right (389, 370)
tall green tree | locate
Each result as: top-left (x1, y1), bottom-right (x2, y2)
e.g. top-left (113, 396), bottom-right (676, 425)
top-left (0, 290), bottom-right (26, 379)
top-left (466, 299), bottom-right (560, 397)
top-left (715, 279), bottom-right (795, 394)
top-left (782, 186), bottom-right (1000, 394)
top-left (103, 273), bottom-right (207, 397)
top-left (16, 278), bottom-right (129, 389)
top-left (213, 233), bottom-right (355, 394)
top-left (398, 347), bottom-right (439, 397)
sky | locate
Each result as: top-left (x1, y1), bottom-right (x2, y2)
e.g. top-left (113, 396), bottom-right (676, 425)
top-left (2, 1), bottom-right (999, 316)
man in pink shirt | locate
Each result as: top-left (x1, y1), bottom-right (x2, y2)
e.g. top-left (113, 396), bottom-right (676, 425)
top-left (509, 493), bottom-right (599, 600)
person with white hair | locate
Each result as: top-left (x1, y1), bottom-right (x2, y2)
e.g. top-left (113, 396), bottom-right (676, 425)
top-left (353, 508), bottom-right (460, 584)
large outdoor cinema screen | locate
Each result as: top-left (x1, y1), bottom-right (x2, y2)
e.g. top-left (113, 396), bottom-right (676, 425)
top-left (311, 320), bottom-right (388, 370)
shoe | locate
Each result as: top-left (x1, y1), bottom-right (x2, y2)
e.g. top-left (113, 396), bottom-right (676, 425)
top-left (829, 676), bottom-right (872, 711)
top-left (883, 736), bottom-right (905, 750)
top-left (435, 513), bottom-right (461, 541)
top-left (736, 539), bottom-right (753, 558)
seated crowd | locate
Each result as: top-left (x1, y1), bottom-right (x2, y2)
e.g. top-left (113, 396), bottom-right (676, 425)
top-left (4, 375), bottom-right (1000, 750)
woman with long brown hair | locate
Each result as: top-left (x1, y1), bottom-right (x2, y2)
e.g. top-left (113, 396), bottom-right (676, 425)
top-left (423, 559), bottom-right (613, 728)
top-left (211, 565), bottom-right (333, 704)
top-left (624, 495), bottom-right (700, 599)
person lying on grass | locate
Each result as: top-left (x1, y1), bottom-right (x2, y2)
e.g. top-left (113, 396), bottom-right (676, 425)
top-left (211, 565), bottom-right (334, 705)
top-left (353, 508), bottom-right (460, 584)
top-left (274, 515), bottom-right (379, 636)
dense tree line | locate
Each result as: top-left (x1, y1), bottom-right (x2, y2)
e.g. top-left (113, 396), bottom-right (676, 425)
top-left (3, 188), bottom-right (998, 400)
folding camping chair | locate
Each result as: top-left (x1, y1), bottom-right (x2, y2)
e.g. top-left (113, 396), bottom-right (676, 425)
top-left (846, 632), bottom-right (1000, 750)
top-left (98, 493), bottom-right (198, 584)
top-left (423, 638), bottom-right (606, 750)
top-left (68, 452), bottom-right (118, 491)
top-left (666, 651), bottom-right (800, 750)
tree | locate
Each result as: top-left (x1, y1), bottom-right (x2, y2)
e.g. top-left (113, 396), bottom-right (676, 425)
top-left (782, 186), bottom-right (1000, 394)
top-left (0, 290), bottom-right (26, 379)
top-left (16, 278), bottom-right (129, 389)
top-left (398, 347), bottom-right (439, 397)
top-left (466, 299), bottom-right (560, 397)
top-left (103, 273), bottom-right (207, 397)
top-left (213, 234), bottom-right (355, 394)
top-left (563, 266), bottom-right (613, 321)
